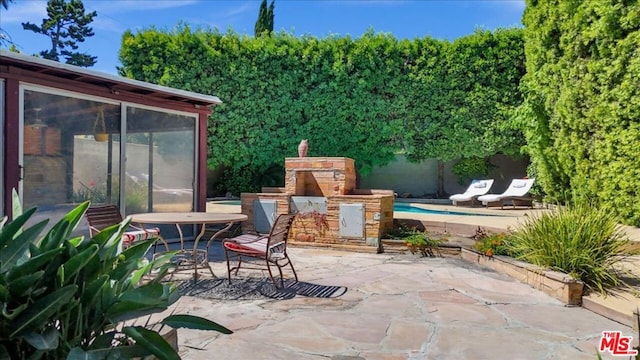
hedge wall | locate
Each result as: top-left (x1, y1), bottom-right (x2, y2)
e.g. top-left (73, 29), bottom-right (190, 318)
top-left (118, 26), bottom-right (525, 195)
top-left (520, 0), bottom-right (640, 225)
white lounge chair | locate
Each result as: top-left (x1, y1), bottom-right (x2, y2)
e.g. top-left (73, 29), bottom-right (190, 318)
top-left (477, 178), bottom-right (536, 208)
top-left (449, 179), bottom-right (494, 206)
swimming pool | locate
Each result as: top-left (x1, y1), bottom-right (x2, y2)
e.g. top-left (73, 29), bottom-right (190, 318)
top-left (212, 200), bottom-right (495, 216)
top-left (393, 204), bottom-right (495, 216)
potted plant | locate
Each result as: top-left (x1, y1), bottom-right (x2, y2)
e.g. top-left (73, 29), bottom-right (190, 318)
top-left (0, 192), bottom-right (231, 359)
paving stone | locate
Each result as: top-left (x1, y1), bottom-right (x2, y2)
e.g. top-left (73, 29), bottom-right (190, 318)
top-left (166, 247), bottom-right (633, 359)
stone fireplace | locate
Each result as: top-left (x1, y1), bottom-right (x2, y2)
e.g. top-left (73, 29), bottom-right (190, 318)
top-left (240, 157), bottom-right (394, 252)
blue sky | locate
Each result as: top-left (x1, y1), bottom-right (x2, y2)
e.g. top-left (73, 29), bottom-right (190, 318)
top-left (1, 0), bottom-right (525, 75)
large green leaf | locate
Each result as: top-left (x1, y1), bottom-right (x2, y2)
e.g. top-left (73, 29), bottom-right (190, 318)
top-left (0, 206), bottom-right (38, 251)
top-left (122, 326), bottom-right (180, 360)
top-left (11, 188), bottom-right (22, 220)
top-left (59, 201), bottom-right (90, 234)
top-left (80, 274), bottom-right (109, 304)
top-left (40, 202), bottom-right (89, 251)
top-left (109, 240), bottom-right (157, 284)
top-left (105, 284), bottom-right (174, 322)
top-left (6, 271), bottom-right (44, 297)
top-left (5, 248), bottom-right (64, 282)
top-left (10, 285), bottom-right (77, 337)
top-left (0, 216), bottom-right (7, 232)
top-left (1, 301), bottom-right (27, 320)
top-left (39, 218), bottom-right (71, 251)
top-left (59, 244), bottom-right (99, 284)
top-left (120, 238), bottom-right (155, 260)
top-left (68, 344), bottom-right (150, 360)
top-left (0, 219), bottom-right (48, 274)
top-left (163, 314), bottom-right (233, 334)
top-left (23, 326), bottom-right (59, 350)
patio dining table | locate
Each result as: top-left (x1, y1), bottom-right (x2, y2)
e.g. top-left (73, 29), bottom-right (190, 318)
top-left (130, 212), bottom-right (248, 282)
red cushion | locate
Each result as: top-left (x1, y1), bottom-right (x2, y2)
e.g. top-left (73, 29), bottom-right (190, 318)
top-left (224, 234), bottom-right (268, 255)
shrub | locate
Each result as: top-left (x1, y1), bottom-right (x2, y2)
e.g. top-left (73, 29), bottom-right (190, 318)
top-left (404, 230), bottom-right (444, 257)
top-left (473, 231), bottom-right (512, 257)
top-left (0, 194), bottom-right (231, 359)
top-left (508, 202), bottom-right (639, 294)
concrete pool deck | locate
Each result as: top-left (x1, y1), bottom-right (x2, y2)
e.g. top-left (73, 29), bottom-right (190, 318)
top-left (197, 200), bottom-right (640, 359)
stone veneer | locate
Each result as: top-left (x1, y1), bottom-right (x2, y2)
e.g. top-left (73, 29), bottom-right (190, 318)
top-left (241, 157), bottom-right (394, 252)
top-left (460, 248), bottom-right (584, 305)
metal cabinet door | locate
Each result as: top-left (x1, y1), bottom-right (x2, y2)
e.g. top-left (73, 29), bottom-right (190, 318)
top-left (254, 199), bottom-right (276, 233)
top-left (339, 203), bottom-right (364, 238)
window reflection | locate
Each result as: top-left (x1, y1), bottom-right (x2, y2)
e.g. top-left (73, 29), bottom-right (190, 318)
top-left (23, 90), bottom-right (121, 209)
top-left (21, 88), bottom-right (197, 231)
top-left (125, 106), bottom-right (196, 215)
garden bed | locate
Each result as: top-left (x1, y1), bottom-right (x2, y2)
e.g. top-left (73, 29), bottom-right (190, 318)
top-left (460, 247), bottom-right (584, 305)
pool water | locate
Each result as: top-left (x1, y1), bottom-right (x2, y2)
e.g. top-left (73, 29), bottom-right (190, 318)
top-left (213, 200), bottom-right (495, 216)
top-left (393, 204), bottom-right (494, 216)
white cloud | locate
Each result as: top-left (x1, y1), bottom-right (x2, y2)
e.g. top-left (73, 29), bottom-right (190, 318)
top-left (1, 1), bottom-right (47, 24)
top-left (91, 16), bottom-right (125, 33)
top-left (223, 2), bottom-right (255, 17)
top-left (194, 2), bottom-right (256, 30)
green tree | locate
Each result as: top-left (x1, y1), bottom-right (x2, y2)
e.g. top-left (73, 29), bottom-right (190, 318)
top-left (254, 0), bottom-right (274, 37)
top-left (22, 0), bottom-right (97, 67)
top-left (0, 0), bottom-right (15, 46)
top-left (520, 0), bottom-right (640, 225)
top-left (1, 0), bottom-right (14, 9)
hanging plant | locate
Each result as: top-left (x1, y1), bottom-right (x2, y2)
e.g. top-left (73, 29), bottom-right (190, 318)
top-left (94, 105), bottom-right (108, 142)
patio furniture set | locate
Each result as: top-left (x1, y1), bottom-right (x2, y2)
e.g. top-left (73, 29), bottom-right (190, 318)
top-left (449, 178), bottom-right (536, 208)
top-left (84, 204), bottom-right (298, 287)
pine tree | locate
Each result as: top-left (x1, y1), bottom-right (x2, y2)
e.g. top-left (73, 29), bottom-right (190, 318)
top-left (22, 0), bottom-right (97, 67)
top-left (254, 0), bottom-right (274, 37)
top-left (1, 0), bottom-right (15, 10)
top-left (0, 0), bottom-right (15, 46)
top-left (266, 1), bottom-right (275, 34)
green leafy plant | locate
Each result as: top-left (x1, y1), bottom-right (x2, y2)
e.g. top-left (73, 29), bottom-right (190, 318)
top-left (508, 202), bottom-right (639, 295)
top-left (451, 157), bottom-right (496, 186)
top-left (404, 230), bottom-right (443, 257)
top-left (473, 231), bottom-right (512, 257)
top-left (387, 220), bottom-right (420, 239)
top-left (0, 193), bottom-right (231, 359)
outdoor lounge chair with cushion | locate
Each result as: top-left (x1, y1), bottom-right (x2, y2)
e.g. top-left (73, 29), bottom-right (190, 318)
top-left (477, 178), bottom-right (536, 208)
top-left (85, 204), bottom-right (168, 253)
top-left (449, 179), bottom-right (495, 206)
top-left (223, 213), bottom-right (297, 287)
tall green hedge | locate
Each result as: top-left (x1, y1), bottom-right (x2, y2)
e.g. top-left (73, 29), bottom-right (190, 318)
top-left (118, 26), bottom-right (525, 194)
top-left (520, 0), bottom-right (640, 225)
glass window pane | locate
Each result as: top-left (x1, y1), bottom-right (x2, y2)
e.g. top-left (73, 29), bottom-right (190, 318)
top-left (22, 89), bottom-right (121, 228)
top-left (125, 106), bottom-right (195, 215)
top-left (23, 90), bottom-right (121, 207)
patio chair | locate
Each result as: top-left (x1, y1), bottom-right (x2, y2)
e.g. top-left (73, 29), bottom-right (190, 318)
top-left (85, 204), bottom-right (168, 253)
top-left (223, 213), bottom-right (298, 287)
top-left (449, 179), bottom-right (494, 206)
top-left (477, 178), bottom-right (536, 208)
